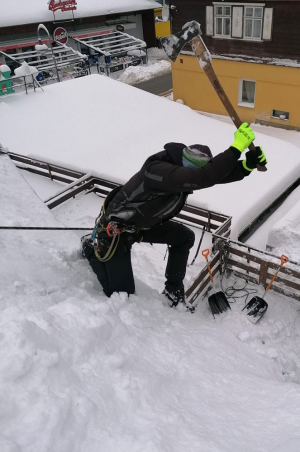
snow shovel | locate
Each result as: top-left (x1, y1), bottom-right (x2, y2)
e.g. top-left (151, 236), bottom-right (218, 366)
top-left (202, 248), bottom-right (231, 317)
top-left (160, 21), bottom-right (267, 172)
top-left (242, 254), bottom-right (289, 324)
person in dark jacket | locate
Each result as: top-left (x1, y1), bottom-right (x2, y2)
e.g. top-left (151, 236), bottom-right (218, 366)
top-left (83, 123), bottom-right (267, 307)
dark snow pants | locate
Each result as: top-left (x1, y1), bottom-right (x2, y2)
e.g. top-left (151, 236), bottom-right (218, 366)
top-left (88, 220), bottom-right (195, 297)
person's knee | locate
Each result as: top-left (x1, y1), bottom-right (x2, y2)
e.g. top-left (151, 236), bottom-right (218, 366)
top-left (188, 228), bottom-right (195, 247)
top-left (181, 226), bottom-right (195, 249)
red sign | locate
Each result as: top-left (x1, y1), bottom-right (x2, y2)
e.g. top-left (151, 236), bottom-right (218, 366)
top-left (53, 27), bottom-right (68, 45)
top-left (48, 0), bottom-right (77, 12)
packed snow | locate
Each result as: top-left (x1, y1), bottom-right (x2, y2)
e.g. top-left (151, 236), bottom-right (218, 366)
top-left (0, 0), bottom-right (161, 28)
top-left (2, 146), bottom-right (300, 452)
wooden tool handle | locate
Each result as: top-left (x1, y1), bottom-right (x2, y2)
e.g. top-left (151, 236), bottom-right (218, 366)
top-left (191, 36), bottom-right (267, 172)
top-left (202, 249), bottom-right (214, 283)
top-left (266, 254), bottom-right (289, 292)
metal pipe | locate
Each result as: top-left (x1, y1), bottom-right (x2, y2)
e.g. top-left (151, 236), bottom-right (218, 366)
top-left (37, 23), bottom-right (60, 82)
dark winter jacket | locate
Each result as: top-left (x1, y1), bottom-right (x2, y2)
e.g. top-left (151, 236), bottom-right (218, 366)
top-left (103, 142), bottom-right (250, 229)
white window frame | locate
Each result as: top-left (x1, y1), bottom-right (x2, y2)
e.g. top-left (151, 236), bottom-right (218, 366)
top-left (243, 6), bottom-right (263, 40)
top-left (214, 5), bottom-right (232, 38)
top-left (238, 79), bottom-right (256, 108)
top-left (271, 110), bottom-right (290, 121)
top-left (213, 3), bottom-right (265, 41)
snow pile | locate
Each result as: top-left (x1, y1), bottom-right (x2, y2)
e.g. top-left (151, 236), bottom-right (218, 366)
top-left (35, 44), bottom-right (49, 53)
top-left (147, 47), bottom-right (171, 61)
top-left (127, 49), bottom-right (146, 57)
top-left (14, 62), bottom-right (39, 84)
top-left (268, 196), bottom-right (300, 261)
top-left (119, 60), bottom-right (171, 84)
top-left (1, 157), bottom-right (300, 451)
top-left (0, 64), bottom-right (11, 73)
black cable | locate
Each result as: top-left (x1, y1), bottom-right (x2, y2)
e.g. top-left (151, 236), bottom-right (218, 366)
top-left (214, 238), bottom-right (258, 305)
top-left (189, 225), bottom-right (206, 266)
top-left (221, 277), bottom-right (258, 305)
top-left (0, 226), bottom-right (93, 231)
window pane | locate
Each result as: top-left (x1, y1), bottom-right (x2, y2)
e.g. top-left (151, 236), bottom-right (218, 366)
top-left (216, 18), bottom-right (222, 34)
top-left (223, 18), bottom-right (230, 36)
top-left (253, 20), bottom-right (261, 38)
top-left (242, 81), bottom-right (255, 104)
top-left (216, 7), bottom-right (222, 16)
top-left (254, 8), bottom-right (263, 18)
top-left (245, 7), bottom-right (253, 17)
top-left (224, 7), bottom-right (231, 16)
top-left (245, 19), bottom-right (252, 37)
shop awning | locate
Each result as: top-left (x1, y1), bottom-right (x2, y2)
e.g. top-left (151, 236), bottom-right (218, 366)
top-left (0, 44), bottom-right (86, 72)
top-left (71, 29), bottom-right (146, 57)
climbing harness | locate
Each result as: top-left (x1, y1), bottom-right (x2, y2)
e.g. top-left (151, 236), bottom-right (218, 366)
top-left (93, 221), bottom-right (137, 263)
top-left (94, 229), bottom-right (120, 263)
top-left (85, 186), bottom-right (137, 263)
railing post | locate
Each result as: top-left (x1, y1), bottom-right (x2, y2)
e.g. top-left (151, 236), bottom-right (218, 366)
top-left (207, 212), bottom-right (211, 232)
top-left (46, 163), bottom-right (53, 181)
top-left (24, 76), bottom-right (28, 94)
top-left (259, 260), bottom-right (269, 288)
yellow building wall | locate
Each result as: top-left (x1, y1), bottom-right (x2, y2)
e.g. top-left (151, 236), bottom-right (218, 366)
top-left (154, 8), bottom-right (171, 38)
top-left (172, 56), bottom-right (300, 129)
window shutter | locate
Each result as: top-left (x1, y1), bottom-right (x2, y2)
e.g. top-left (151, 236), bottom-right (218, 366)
top-left (263, 8), bottom-right (273, 40)
top-left (206, 6), bottom-right (213, 36)
top-left (232, 6), bottom-right (243, 38)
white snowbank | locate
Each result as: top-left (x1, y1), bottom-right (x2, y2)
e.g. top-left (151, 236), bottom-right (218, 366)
top-left (268, 196), bottom-right (300, 261)
top-left (1, 162), bottom-right (300, 452)
top-left (119, 60), bottom-right (171, 84)
top-left (1, 75), bottom-right (300, 238)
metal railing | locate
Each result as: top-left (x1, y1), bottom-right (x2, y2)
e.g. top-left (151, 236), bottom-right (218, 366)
top-left (4, 149), bottom-right (300, 307)
top-left (0, 74), bottom-right (42, 96)
top-left (214, 236), bottom-right (300, 303)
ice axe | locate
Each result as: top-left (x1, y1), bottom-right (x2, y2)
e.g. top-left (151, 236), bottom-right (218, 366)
top-left (160, 21), bottom-right (267, 172)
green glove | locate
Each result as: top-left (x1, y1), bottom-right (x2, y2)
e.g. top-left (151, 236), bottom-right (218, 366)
top-left (231, 122), bottom-right (255, 153)
top-left (242, 146), bottom-right (267, 172)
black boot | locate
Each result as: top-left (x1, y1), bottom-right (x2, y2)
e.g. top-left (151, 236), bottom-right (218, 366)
top-left (162, 284), bottom-right (195, 313)
top-left (163, 284), bottom-right (185, 307)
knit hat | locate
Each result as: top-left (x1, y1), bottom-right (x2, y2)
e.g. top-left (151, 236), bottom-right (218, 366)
top-left (182, 144), bottom-right (213, 168)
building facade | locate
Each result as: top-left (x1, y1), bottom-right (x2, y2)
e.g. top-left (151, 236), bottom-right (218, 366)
top-left (0, 0), bottom-right (160, 66)
top-left (170, 0), bottom-right (300, 130)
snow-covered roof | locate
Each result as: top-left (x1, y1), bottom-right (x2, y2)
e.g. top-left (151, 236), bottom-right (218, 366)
top-left (0, 0), bottom-right (161, 28)
top-left (181, 51), bottom-right (300, 69)
top-left (1, 74), bottom-right (300, 239)
top-left (72, 30), bottom-right (146, 57)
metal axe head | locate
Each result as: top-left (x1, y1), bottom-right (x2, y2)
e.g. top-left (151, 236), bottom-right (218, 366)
top-left (160, 21), bottom-right (202, 62)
